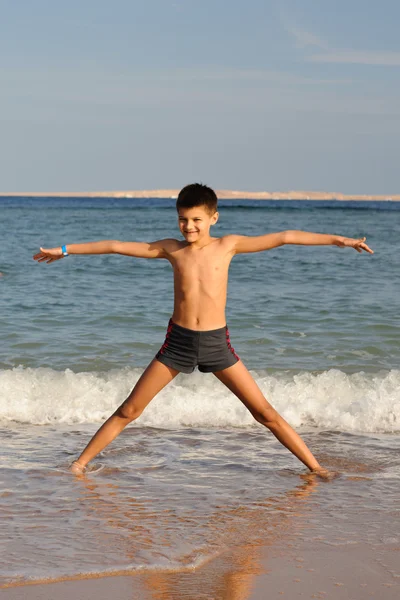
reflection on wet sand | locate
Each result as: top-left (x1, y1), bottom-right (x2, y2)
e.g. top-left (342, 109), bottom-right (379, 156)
top-left (1, 471), bottom-right (320, 598)
top-left (139, 474), bottom-right (319, 600)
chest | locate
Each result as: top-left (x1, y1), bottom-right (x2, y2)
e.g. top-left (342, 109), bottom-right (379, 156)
top-left (172, 249), bottom-right (230, 281)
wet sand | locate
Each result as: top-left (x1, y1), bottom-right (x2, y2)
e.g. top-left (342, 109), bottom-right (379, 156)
top-left (2, 466), bottom-right (398, 600)
top-left (1, 432), bottom-right (399, 599)
top-left (1, 536), bottom-right (398, 600)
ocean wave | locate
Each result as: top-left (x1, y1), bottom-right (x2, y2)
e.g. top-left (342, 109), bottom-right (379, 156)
top-left (0, 366), bottom-right (399, 433)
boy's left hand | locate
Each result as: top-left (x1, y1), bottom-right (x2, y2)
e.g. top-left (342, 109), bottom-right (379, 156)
top-left (336, 236), bottom-right (374, 254)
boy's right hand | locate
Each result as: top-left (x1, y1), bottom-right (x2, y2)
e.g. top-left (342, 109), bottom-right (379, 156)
top-left (33, 247), bottom-right (64, 264)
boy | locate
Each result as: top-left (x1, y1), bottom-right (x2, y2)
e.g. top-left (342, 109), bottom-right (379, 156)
top-left (33, 184), bottom-right (373, 478)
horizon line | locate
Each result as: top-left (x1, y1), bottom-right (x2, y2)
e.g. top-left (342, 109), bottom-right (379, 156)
top-left (0, 189), bottom-right (399, 201)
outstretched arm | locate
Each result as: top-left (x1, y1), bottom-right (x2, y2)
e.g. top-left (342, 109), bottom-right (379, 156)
top-left (232, 231), bottom-right (374, 254)
top-left (33, 239), bottom-right (177, 264)
top-left (283, 230), bottom-right (373, 253)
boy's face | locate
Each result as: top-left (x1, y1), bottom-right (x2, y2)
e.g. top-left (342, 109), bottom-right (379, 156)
top-left (178, 205), bottom-right (219, 243)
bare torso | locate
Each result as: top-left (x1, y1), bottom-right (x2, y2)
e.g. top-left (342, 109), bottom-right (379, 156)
top-left (165, 236), bottom-right (235, 330)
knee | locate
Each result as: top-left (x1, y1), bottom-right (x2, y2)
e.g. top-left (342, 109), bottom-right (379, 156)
top-left (116, 400), bottom-right (143, 422)
top-left (253, 406), bottom-right (280, 429)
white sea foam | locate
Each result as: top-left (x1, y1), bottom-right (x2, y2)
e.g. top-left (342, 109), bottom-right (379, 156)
top-left (0, 366), bottom-right (399, 433)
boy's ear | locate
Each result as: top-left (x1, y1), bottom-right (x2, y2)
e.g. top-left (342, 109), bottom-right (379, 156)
top-left (211, 211), bottom-right (219, 225)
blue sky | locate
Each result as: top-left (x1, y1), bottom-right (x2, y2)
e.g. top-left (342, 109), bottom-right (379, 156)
top-left (1, 0), bottom-right (399, 193)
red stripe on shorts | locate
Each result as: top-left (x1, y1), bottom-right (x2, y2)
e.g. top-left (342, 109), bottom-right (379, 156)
top-left (159, 319), bottom-right (174, 355)
top-left (226, 327), bottom-right (239, 360)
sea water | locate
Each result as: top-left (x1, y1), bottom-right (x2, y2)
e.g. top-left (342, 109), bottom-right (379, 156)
top-left (0, 198), bottom-right (399, 587)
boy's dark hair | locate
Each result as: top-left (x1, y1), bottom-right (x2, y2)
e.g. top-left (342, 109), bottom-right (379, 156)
top-left (176, 183), bottom-right (218, 214)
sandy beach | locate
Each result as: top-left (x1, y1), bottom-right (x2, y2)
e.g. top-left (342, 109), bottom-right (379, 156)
top-left (1, 511), bottom-right (398, 600)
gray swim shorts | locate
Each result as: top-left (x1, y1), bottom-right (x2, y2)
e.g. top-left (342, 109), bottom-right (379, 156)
top-left (155, 319), bottom-right (240, 374)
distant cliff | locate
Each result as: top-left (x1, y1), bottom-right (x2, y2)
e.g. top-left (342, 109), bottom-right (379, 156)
top-left (1, 189), bottom-right (399, 200)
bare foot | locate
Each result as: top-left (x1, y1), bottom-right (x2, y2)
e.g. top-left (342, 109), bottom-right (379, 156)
top-left (69, 460), bottom-right (86, 475)
top-left (311, 468), bottom-right (340, 481)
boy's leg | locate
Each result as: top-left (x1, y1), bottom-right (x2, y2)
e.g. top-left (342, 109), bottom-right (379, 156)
top-left (71, 359), bottom-right (179, 472)
top-left (213, 360), bottom-right (323, 473)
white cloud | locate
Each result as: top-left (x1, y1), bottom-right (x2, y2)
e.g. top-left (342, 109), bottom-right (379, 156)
top-left (308, 50), bottom-right (400, 66)
top-left (282, 13), bottom-right (400, 67)
top-left (285, 25), bottom-right (327, 50)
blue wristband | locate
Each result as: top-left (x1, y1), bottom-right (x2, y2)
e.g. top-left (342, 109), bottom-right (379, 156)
top-left (61, 245), bottom-right (69, 256)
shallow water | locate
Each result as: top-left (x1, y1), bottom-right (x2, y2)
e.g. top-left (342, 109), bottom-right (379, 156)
top-left (1, 425), bottom-right (399, 585)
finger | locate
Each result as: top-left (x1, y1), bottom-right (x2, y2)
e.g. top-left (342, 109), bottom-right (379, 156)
top-left (355, 241), bottom-right (372, 254)
top-left (358, 242), bottom-right (373, 253)
top-left (361, 243), bottom-right (374, 254)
